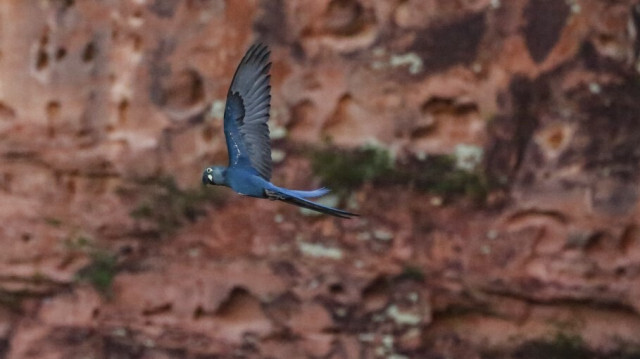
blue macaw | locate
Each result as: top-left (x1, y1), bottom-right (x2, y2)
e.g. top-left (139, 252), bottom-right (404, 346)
top-left (202, 43), bottom-right (358, 219)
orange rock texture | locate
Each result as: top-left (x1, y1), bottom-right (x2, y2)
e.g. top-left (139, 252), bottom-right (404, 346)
top-left (1, 0), bottom-right (640, 357)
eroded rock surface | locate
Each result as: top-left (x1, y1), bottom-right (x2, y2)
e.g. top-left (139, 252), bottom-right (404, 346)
top-left (1, 0), bottom-right (640, 357)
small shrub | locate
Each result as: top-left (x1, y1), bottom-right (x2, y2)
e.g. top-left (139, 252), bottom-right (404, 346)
top-left (311, 145), bottom-right (394, 190)
top-left (77, 249), bottom-right (118, 296)
top-left (129, 175), bottom-right (226, 237)
top-left (310, 145), bottom-right (492, 203)
top-left (67, 235), bottom-right (118, 296)
top-left (405, 155), bottom-right (491, 202)
top-left (514, 333), bottom-right (590, 359)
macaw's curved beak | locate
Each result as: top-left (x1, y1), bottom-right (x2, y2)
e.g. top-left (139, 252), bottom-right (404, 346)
top-left (202, 172), bottom-right (212, 185)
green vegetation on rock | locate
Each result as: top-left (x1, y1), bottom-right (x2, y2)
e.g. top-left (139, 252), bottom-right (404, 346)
top-left (129, 175), bottom-right (226, 237)
top-left (68, 235), bottom-right (118, 296)
top-left (398, 266), bottom-right (425, 282)
top-left (310, 144), bottom-right (491, 203)
top-left (77, 249), bottom-right (118, 296)
top-left (311, 145), bottom-right (394, 190)
top-left (500, 332), bottom-right (640, 359)
top-left (514, 333), bottom-right (590, 359)
top-left (405, 154), bottom-right (490, 202)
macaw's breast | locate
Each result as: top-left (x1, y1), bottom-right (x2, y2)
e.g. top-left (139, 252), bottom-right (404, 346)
top-left (225, 167), bottom-right (267, 198)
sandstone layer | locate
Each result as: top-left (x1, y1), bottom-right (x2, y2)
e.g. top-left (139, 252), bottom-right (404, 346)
top-left (1, 0), bottom-right (640, 358)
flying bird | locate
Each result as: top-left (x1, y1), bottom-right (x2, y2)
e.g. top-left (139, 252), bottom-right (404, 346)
top-left (202, 43), bottom-right (358, 219)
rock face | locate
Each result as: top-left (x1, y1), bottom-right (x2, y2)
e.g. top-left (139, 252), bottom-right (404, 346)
top-left (1, 0), bottom-right (640, 357)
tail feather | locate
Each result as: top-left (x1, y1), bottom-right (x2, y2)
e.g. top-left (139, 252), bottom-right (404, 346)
top-left (265, 188), bottom-right (358, 219)
top-left (285, 187), bottom-right (330, 198)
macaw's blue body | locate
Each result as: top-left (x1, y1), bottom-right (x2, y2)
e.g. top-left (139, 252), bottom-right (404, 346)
top-left (202, 44), bottom-right (358, 219)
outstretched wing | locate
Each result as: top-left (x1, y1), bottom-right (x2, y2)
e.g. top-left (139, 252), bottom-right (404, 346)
top-left (223, 43), bottom-right (272, 180)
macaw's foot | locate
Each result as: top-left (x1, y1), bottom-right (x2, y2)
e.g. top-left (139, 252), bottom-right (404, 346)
top-left (265, 189), bottom-right (285, 201)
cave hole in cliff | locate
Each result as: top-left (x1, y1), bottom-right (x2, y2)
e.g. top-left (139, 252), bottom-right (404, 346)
top-left (21, 233), bottom-right (31, 242)
top-left (132, 34), bottom-right (143, 53)
top-left (0, 101), bottom-right (16, 120)
top-left (142, 303), bottom-right (173, 316)
top-left (35, 29), bottom-right (50, 71)
top-left (118, 99), bottom-right (129, 125)
top-left (615, 267), bottom-right (627, 277)
top-left (325, 0), bottom-right (368, 36)
top-left (214, 287), bottom-right (262, 322)
top-left (410, 122), bottom-right (437, 139)
top-left (46, 101), bottom-right (61, 137)
top-left (580, 231), bottom-right (609, 254)
top-left (412, 97), bottom-right (481, 139)
top-left (55, 47), bottom-right (67, 61)
top-left (620, 224), bottom-right (640, 254)
top-left (323, 93), bottom-right (353, 132)
top-left (193, 305), bottom-right (205, 319)
top-left (59, 0), bottom-right (75, 10)
top-left (66, 177), bottom-right (77, 195)
top-left (82, 41), bottom-right (97, 63)
top-left (35, 49), bottom-right (49, 71)
top-left (421, 97), bottom-right (479, 117)
top-left (288, 99), bottom-right (316, 136)
top-left (161, 69), bottom-right (205, 111)
top-left (0, 172), bottom-right (12, 192)
top-left (361, 276), bottom-right (390, 311)
top-left (523, 0), bottom-right (570, 63)
top-left (46, 101), bottom-right (61, 118)
top-left (201, 125), bottom-right (215, 142)
top-left (329, 282), bottom-right (345, 294)
top-left (545, 129), bottom-right (565, 150)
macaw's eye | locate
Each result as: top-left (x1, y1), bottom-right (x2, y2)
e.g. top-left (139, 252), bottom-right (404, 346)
top-left (206, 168), bottom-right (213, 173)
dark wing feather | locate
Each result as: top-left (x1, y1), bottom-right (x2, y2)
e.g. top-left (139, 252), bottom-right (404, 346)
top-left (223, 43), bottom-right (272, 180)
top-left (223, 93), bottom-right (251, 168)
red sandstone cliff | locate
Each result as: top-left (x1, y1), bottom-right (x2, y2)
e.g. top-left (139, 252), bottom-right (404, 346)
top-left (1, 0), bottom-right (640, 358)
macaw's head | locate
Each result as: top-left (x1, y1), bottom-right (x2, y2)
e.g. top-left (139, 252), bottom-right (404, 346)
top-left (202, 166), bottom-right (226, 186)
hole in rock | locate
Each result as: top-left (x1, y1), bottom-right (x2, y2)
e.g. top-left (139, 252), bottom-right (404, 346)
top-left (82, 42), bottom-right (96, 63)
top-left (55, 47), bottom-right (67, 60)
top-left (36, 50), bottom-right (49, 71)
top-left (329, 283), bottom-right (344, 294)
top-left (118, 99), bottom-right (129, 124)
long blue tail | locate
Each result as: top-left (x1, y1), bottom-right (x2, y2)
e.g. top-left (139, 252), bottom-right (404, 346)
top-left (285, 187), bottom-right (330, 198)
top-left (265, 186), bottom-right (358, 219)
